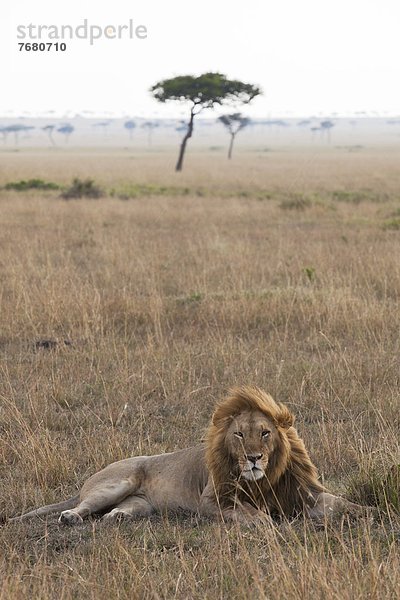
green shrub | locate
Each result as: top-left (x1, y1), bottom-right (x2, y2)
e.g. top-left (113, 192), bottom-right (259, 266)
top-left (61, 178), bottom-right (103, 200)
top-left (332, 190), bottom-right (388, 204)
top-left (4, 179), bottom-right (60, 191)
top-left (382, 218), bottom-right (400, 230)
top-left (110, 183), bottom-right (190, 200)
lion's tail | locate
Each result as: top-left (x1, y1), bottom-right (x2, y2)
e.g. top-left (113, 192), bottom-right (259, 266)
top-left (7, 495), bottom-right (80, 522)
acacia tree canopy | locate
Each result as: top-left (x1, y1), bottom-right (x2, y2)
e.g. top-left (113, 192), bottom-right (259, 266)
top-left (151, 73), bottom-right (261, 111)
top-left (218, 113), bottom-right (250, 134)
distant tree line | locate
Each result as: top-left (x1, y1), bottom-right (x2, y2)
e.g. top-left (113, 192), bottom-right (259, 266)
top-left (2, 70), bottom-right (352, 168)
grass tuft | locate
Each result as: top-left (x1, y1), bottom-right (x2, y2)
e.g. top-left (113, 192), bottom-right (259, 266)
top-left (347, 464), bottom-right (400, 514)
top-left (280, 195), bottom-right (312, 210)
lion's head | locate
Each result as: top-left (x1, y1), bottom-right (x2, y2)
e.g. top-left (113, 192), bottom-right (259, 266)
top-left (221, 407), bottom-right (289, 482)
top-left (206, 386), bottom-right (324, 516)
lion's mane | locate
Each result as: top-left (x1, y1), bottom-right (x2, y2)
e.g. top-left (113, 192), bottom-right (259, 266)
top-left (205, 386), bottom-right (324, 517)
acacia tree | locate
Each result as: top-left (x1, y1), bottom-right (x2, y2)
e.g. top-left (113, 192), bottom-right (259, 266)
top-left (142, 121), bottom-right (159, 146)
top-left (42, 124), bottom-right (56, 146)
top-left (93, 121), bottom-right (111, 137)
top-left (320, 120), bottom-right (334, 143)
top-left (57, 124), bottom-right (74, 143)
top-left (218, 113), bottom-right (250, 159)
top-left (124, 120), bottom-right (136, 140)
top-left (3, 124), bottom-right (34, 144)
top-left (150, 73), bottom-right (261, 171)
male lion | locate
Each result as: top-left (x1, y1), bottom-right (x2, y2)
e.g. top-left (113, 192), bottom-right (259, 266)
top-left (9, 386), bottom-right (363, 525)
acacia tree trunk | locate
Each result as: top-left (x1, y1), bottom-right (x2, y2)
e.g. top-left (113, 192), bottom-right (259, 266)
top-left (228, 132), bottom-right (236, 159)
top-left (175, 108), bottom-right (195, 172)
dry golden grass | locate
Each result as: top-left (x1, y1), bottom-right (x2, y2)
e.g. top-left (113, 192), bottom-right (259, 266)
top-left (0, 147), bottom-right (399, 599)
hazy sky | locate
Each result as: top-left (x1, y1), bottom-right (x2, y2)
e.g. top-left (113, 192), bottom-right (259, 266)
top-left (2, 0), bottom-right (399, 117)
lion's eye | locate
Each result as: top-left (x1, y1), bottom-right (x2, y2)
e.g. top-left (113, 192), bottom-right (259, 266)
top-left (262, 430), bottom-right (271, 438)
top-left (234, 431), bottom-right (244, 438)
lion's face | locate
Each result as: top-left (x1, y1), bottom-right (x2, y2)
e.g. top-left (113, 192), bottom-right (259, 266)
top-left (225, 409), bottom-right (279, 481)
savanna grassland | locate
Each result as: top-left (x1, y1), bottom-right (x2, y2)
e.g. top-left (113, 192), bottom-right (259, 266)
top-left (0, 146), bottom-right (399, 599)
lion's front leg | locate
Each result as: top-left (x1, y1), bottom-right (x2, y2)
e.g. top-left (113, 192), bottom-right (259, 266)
top-left (307, 492), bottom-right (367, 521)
top-left (199, 480), bottom-right (273, 526)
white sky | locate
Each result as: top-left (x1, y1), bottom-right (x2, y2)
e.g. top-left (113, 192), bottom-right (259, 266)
top-left (2, 0), bottom-right (400, 117)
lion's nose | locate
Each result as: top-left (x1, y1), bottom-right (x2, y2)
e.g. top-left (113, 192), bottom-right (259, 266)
top-left (247, 454), bottom-right (263, 465)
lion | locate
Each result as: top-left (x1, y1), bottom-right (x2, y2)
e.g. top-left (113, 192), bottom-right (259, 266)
top-left (9, 386), bottom-right (364, 525)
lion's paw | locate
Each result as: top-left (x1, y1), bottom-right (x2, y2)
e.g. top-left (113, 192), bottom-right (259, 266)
top-left (223, 508), bottom-right (274, 528)
top-left (59, 510), bottom-right (84, 525)
top-left (102, 508), bottom-right (132, 522)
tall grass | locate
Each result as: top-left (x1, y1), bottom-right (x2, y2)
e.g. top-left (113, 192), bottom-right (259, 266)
top-left (0, 149), bottom-right (399, 599)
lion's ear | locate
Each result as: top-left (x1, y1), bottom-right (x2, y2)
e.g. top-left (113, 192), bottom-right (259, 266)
top-left (276, 405), bottom-right (294, 429)
top-left (211, 406), bottom-right (224, 427)
top-left (212, 411), bottom-right (220, 426)
top-left (212, 411), bottom-right (229, 427)
top-left (212, 406), bottom-right (235, 428)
